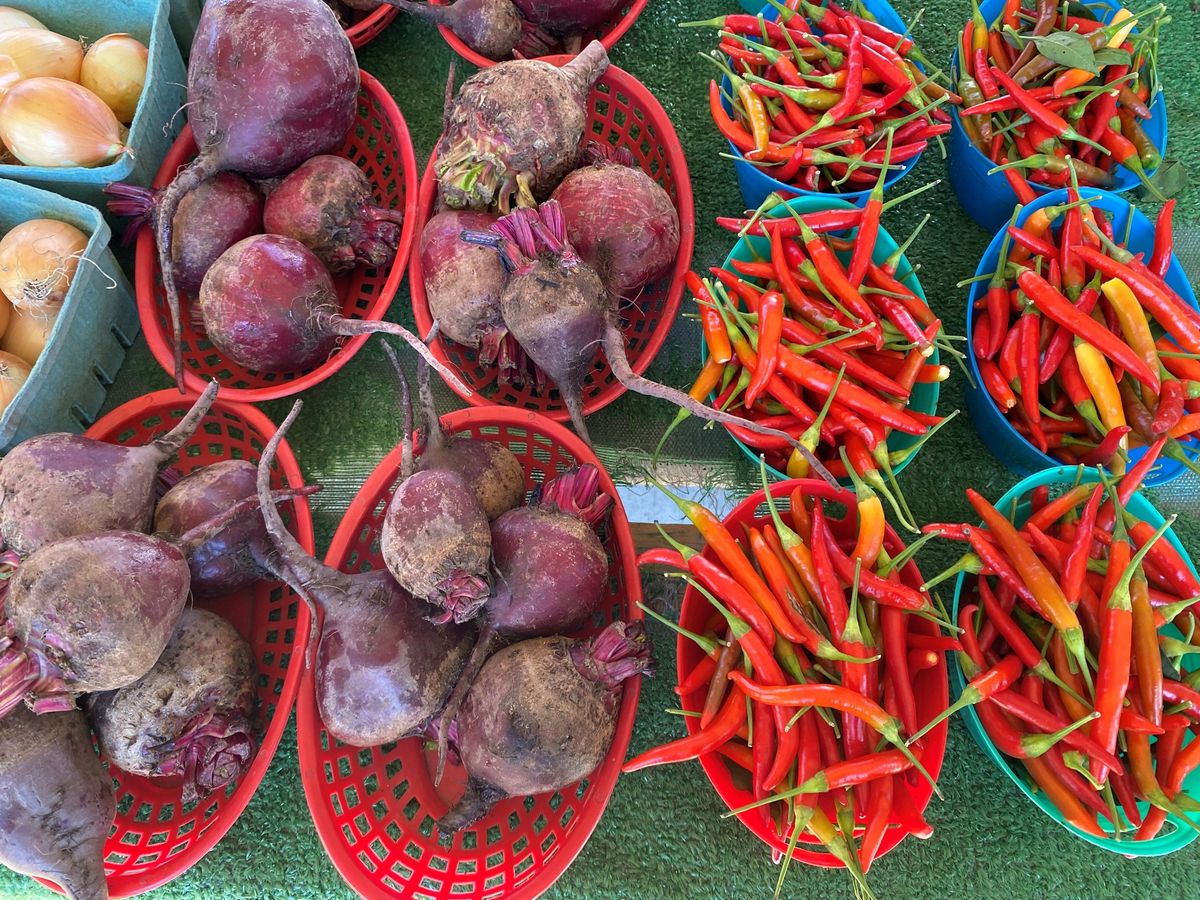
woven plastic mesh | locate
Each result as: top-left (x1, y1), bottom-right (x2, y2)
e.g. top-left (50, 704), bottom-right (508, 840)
top-left (136, 72), bottom-right (418, 402)
top-left (296, 409), bottom-right (643, 900)
top-left (65, 393), bottom-right (313, 897)
top-left (346, 4), bottom-right (400, 49)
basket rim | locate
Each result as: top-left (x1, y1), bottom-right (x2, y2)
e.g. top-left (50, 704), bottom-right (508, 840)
top-left (432, 0), bottom-right (649, 68)
top-left (135, 68), bottom-right (419, 403)
top-left (676, 477), bottom-right (949, 867)
top-left (296, 405), bottom-right (644, 900)
top-left (345, 3), bottom-right (400, 48)
top-left (409, 58), bottom-right (695, 423)
top-left (81, 389), bottom-right (315, 897)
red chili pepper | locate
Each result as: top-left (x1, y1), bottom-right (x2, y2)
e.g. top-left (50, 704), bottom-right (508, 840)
top-left (623, 685), bottom-right (747, 772)
top-left (709, 81), bottom-right (755, 152)
top-left (676, 652), bottom-right (719, 697)
top-left (745, 291), bottom-right (784, 408)
top-left (1150, 200), bottom-right (1176, 281)
top-left (1039, 278), bottom-right (1100, 384)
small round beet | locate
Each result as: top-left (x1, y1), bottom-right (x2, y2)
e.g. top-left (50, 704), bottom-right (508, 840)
top-left (392, 0), bottom-right (522, 61)
top-left (420, 209), bottom-right (507, 351)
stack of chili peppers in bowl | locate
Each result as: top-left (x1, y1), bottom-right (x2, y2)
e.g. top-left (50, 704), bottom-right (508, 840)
top-left (692, 0), bottom-right (957, 207)
top-left (629, 470), bottom-right (951, 897)
top-left (948, 0), bottom-right (1167, 231)
top-left (658, 191), bottom-right (953, 531)
top-left (927, 449), bottom-right (1200, 852)
top-left (965, 187), bottom-right (1200, 487)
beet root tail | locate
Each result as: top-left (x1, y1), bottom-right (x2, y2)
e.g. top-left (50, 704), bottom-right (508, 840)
top-left (325, 317), bottom-right (473, 399)
top-left (438, 778), bottom-right (507, 833)
top-left (150, 379), bottom-right (220, 463)
top-left (434, 624), bottom-right (496, 787)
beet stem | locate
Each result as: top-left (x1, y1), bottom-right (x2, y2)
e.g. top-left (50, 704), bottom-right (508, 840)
top-left (439, 778), bottom-right (507, 833)
top-left (380, 341), bottom-right (416, 479)
top-left (174, 485), bottom-right (320, 558)
top-left (434, 624), bottom-right (496, 787)
top-left (149, 379), bottom-right (220, 464)
top-left (0, 633), bottom-right (70, 720)
top-left (323, 317), bottom-right (473, 398)
top-left (386, 0), bottom-right (456, 27)
top-left (560, 40), bottom-right (610, 98)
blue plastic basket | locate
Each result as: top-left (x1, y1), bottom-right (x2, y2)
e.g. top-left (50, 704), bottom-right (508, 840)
top-left (0, 0), bottom-right (186, 217)
top-left (720, 0), bottom-right (925, 210)
top-left (950, 466), bottom-right (1200, 856)
top-left (964, 188), bottom-right (1198, 487)
top-left (947, 0), bottom-right (1168, 233)
top-left (0, 179), bottom-right (139, 450)
top-left (708, 194), bottom-right (941, 481)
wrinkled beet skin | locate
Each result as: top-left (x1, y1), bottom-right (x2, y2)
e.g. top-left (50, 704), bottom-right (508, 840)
top-left (0, 707), bottom-right (114, 900)
top-left (456, 636), bottom-right (614, 796)
top-left (172, 173), bottom-right (264, 295)
top-left (8, 532), bottom-right (191, 693)
top-left (513, 0), bottom-right (623, 33)
top-left (88, 609), bottom-right (254, 786)
top-left (488, 506), bottom-right (607, 638)
top-left (315, 570), bottom-right (475, 746)
top-left (380, 469), bottom-right (491, 602)
top-left (418, 437), bottom-right (525, 521)
top-left (0, 436), bottom-right (159, 557)
top-left (551, 162), bottom-right (680, 299)
top-left (189, 0), bottom-right (358, 177)
top-left (199, 234), bottom-right (339, 372)
top-left (420, 209), bottom-right (506, 347)
top-left (153, 460), bottom-right (267, 598)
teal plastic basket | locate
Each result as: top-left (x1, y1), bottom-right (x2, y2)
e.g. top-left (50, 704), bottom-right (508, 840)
top-left (710, 194), bottom-right (941, 482)
top-left (950, 466), bottom-right (1200, 856)
top-left (0, 179), bottom-right (139, 450)
top-left (0, 0), bottom-right (186, 216)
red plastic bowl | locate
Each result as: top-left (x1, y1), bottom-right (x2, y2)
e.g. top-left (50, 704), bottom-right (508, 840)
top-left (677, 480), bottom-right (949, 867)
top-left (297, 407), bottom-right (643, 899)
top-left (411, 60), bottom-right (694, 424)
top-left (345, 4), bottom-right (400, 48)
top-left (38, 390), bottom-right (315, 898)
top-left (136, 70), bottom-right (419, 403)
top-left (431, 0), bottom-right (648, 67)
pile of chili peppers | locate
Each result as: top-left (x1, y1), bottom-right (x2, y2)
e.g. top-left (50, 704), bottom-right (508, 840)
top-left (923, 444), bottom-right (1200, 840)
top-left (628, 470), bottom-right (953, 898)
top-left (693, 0), bottom-right (958, 193)
top-left (970, 188), bottom-right (1200, 473)
top-left (662, 191), bottom-right (953, 531)
top-left (956, 0), bottom-right (1164, 193)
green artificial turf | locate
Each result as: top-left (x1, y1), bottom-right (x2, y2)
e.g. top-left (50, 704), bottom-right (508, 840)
top-left (4, 0), bottom-right (1200, 897)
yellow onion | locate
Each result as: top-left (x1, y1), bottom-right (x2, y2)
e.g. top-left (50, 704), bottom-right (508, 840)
top-left (0, 219), bottom-right (88, 313)
top-left (0, 54), bottom-right (18, 98)
top-left (1, 304), bottom-right (57, 364)
top-left (0, 7), bottom-right (46, 31)
top-left (0, 29), bottom-right (83, 83)
top-left (0, 77), bottom-right (126, 168)
top-left (0, 349), bottom-right (31, 415)
top-left (0, 292), bottom-right (11, 338)
top-left (80, 33), bottom-right (148, 124)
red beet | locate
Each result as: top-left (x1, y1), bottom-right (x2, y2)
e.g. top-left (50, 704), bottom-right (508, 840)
top-left (551, 143), bottom-right (680, 299)
top-left (105, 173), bottom-right (264, 295)
top-left (435, 40), bottom-right (608, 210)
top-left (389, 0), bottom-right (522, 60)
top-left (439, 620), bottom-right (650, 831)
top-left (420, 209), bottom-right (507, 354)
top-left (0, 380), bottom-right (219, 556)
top-left (154, 0), bottom-right (359, 389)
top-left (262, 155), bottom-right (405, 274)
top-left (513, 0), bottom-right (623, 34)
top-left (255, 402), bottom-right (475, 746)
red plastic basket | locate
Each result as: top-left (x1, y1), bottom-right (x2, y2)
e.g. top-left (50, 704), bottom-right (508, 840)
top-left (297, 407), bottom-right (643, 900)
top-left (677, 480), bottom-right (949, 867)
top-left (430, 0), bottom-right (648, 67)
top-left (136, 70), bottom-right (419, 403)
top-left (345, 4), bottom-right (400, 48)
top-left (411, 60), bottom-right (694, 424)
top-left (30, 390), bottom-right (315, 898)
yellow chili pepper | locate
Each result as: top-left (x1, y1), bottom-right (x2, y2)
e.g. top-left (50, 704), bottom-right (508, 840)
top-left (1108, 9), bottom-right (1137, 48)
top-left (1102, 276), bottom-right (1160, 380)
top-left (1074, 339), bottom-right (1127, 433)
top-left (738, 82), bottom-right (771, 154)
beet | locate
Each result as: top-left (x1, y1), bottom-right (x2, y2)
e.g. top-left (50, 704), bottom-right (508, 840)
top-left (513, 0), bottom-right (623, 34)
top-left (105, 173), bottom-right (264, 295)
top-left (154, 0), bottom-right (359, 389)
top-left (88, 609), bottom-right (255, 805)
top-left (551, 143), bottom-right (680, 299)
top-left (196, 234), bottom-right (470, 392)
top-left (256, 402), bottom-right (475, 746)
top-left (0, 706), bottom-right (114, 900)
top-left (435, 40), bottom-right (608, 210)
top-left (420, 209), bottom-right (507, 354)
top-left (390, 0), bottom-right (522, 60)
top-left (262, 155), bottom-right (405, 274)
top-left (439, 620), bottom-right (650, 831)
top-left (0, 380), bottom-right (219, 556)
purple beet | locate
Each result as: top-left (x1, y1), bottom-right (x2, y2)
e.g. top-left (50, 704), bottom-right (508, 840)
top-left (0, 380), bottom-right (219, 557)
top-left (87, 608), bottom-right (256, 805)
top-left (435, 40), bottom-right (608, 210)
top-left (439, 620), bottom-right (650, 831)
top-left (0, 706), bottom-right (114, 900)
top-left (153, 0), bottom-right (359, 389)
top-left (255, 402), bottom-right (475, 746)
top-left (105, 173), bottom-right (264, 295)
top-left (389, 0), bottom-right (522, 60)
top-left (262, 155), bottom-right (405, 274)
top-left (513, 0), bottom-right (623, 34)
top-left (420, 209), bottom-right (507, 353)
top-left (551, 143), bottom-right (680, 299)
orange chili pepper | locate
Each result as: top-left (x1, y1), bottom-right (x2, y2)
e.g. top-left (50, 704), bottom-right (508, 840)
top-left (738, 82), bottom-right (771, 153)
top-left (838, 446), bottom-right (885, 569)
top-left (1022, 755), bottom-right (1103, 836)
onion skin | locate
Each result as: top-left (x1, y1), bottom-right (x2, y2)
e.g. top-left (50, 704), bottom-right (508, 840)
top-left (80, 33), bottom-right (149, 124)
top-left (0, 8), bottom-right (47, 30)
top-left (0, 30), bottom-right (83, 83)
top-left (0, 219), bottom-right (88, 313)
top-left (0, 305), bottom-right (57, 365)
top-left (0, 349), bottom-right (30, 415)
top-left (0, 77), bottom-right (125, 168)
